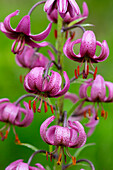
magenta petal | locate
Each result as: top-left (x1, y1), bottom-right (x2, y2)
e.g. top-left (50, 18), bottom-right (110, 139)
top-left (80, 31), bottom-right (96, 58)
top-left (40, 116), bottom-right (55, 144)
top-left (16, 162), bottom-right (29, 169)
top-left (64, 92), bottom-right (79, 103)
top-left (55, 71), bottom-right (70, 97)
top-left (30, 23), bottom-right (52, 41)
top-left (44, 0), bottom-right (55, 12)
top-left (46, 125), bottom-right (57, 145)
top-left (79, 80), bottom-right (92, 99)
top-left (26, 39), bottom-right (49, 48)
top-left (91, 75), bottom-right (106, 101)
top-left (57, 0), bottom-right (68, 14)
top-left (16, 15), bottom-right (30, 35)
top-left (105, 81), bottom-right (113, 102)
top-left (0, 98), bottom-right (9, 103)
top-left (68, 0), bottom-right (80, 15)
top-left (35, 163), bottom-right (46, 170)
top-left (82, 2), bottom-right (88, 17)
top-left (4, 10), bottom-right (19, 32)
top-left (5, 159), bottom-right (23, 170)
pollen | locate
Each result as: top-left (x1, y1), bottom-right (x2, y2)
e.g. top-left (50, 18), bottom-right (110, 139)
top-left (88, 108), bottom-right (91, 117)
top-left (50, 105), bottom-right (54, 114)
top-left (29, 100), bottom-right (31, 110)
top-left (33, 100), bottom-right (36, 113)
top-left (72, 156), bottom-right (76, 165)
top-left (44, 101), bottom-right (48, 113)
top-left (15, 134), bottom-right (21, 144)
top-left (93, 66), bottom-right (97, 80)
top-left (74, 69), bottom-right (78, 79)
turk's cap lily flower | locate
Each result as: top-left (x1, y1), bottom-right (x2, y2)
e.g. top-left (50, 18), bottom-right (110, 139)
top-left (0, 10), bottom-right (52, 54)
top-left (47, 2), bottom-right (88, 24)
top-left (5, 159), bottom-right (46, 170)
top-left (16, 46), bottom-right (55, 69)
top-left (44, 0), bottom-right (80, 18)
top-left (63, 30), bottom-right (109, 77)
top-left (40, 116), bottom-right (86, 165)
top-left (24, 67), bottom-right (70, 98)
top-left (0, 98), bottom-right (33, 142)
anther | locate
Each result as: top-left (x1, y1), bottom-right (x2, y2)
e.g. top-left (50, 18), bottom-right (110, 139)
top-left (65, 31), bottom-right (68, 39)
top-left (77, 65), bottom-right (80, 76)
top-left (33, 100), bottom-right (36, 113)
top-left (46, 151), bottom-right (48, 161)
top-left (57, 153), bottom-right (62, 165)
top-left (54, 29), bottom-right (57, 39)
top-left (105, 111), bottom-right (108, 120)
top-left (95, 115), bottom-right (99, 120)
top-left (87, 65), bottom-right (89, 75)
top-left (5, 130), bottom-right (9, 139)
top-left (72, 156), bottom-right (76, 165)
top-left (101, 110), bottom-right (105, 118)
top-left (74, 69), bottom-right (78, 79)
top-left (29, 100), bottom-right (31, 110)
top-left (93, 66), bottom-right (97, 80)
top-left (44, 101), bottom-right (48, 113)
top-left (15, 134), bottom-right (21, 144)
top-left (88, 108), bottom-right (91, 117)
top-left (50, 105), bottom-right (54, 114)
top-left (71, 32), bottom-right (75, 40)
top-left (19, 75), bottom-right (23, 84)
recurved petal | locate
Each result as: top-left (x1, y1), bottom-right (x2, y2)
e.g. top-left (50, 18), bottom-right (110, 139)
top-left (68, 0), bottom-right (80, 15)
top-left (30, 23), bottom-right (52, 41)
top-left (64, 92), bottom-right (79, 103)
top-left (4, 10), bottom-right (19, 32)
top-left (24, 74), bottom-right (36, 93)
top-left (68, 121), bottom-right (86, 148)
top-left (57, 0), bottom-right (68, 14)
top-left (80, 31), bottom-right (96, 58)
top-left (95, 40), bottom-right (109, 62)
top-left (15, 102), bottom-right (34, 127)
top-left (26, 39), bottom-right (49, 48)
top-left (44, 0), bottom-right (55, 12)
top-left (46, 125), bottom-right (57, 145)
top-left (5, 159), bottom-right (23, 170)
top-left (105, 81), bottom-right (113, 102)
top-left (82, 2), bottom-right (89, 17)
top-left (16, 15), bottom-right (30, 35)
top-left (55, 71), bottom-right (70, 97)
top-left (16, 162), bottom-right (29, 170)
top-left (40, 116), bottom-right (55, 144)
top-left (35, 163), bottom-right (46, 170)
top-left (91, 75), bottom-right (106, 101)
top-left (0, 98), bottom-right (9, 103)
top-left (79, 80), bottom-right (92, 99)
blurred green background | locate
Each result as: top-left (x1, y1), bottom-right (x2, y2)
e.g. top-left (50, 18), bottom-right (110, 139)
top-left (0, 0), bottom-right (113, 169)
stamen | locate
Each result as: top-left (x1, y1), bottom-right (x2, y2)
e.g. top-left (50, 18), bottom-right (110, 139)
top-left (33, 100), bottom-right (36, 113)
top-left (87, 65), bottom-right (89, 75)
top-left (29, 100), bottom-right (31, 110)
top-left (95, 115), bottom-right (99, 120)
top-left (101, 110), bottom-right (105, 118)
top-left (88, 108), bottom-right (91, 117)
top-left (54, 29), bottom-right (57, 39)
top-left (5, 130), bottom-right (9, 139)
top-left (93, 66), bottom-right (97, 80)
top-left (84, 111), bottom-right (86, 118)
top-left (57, 153), bottom-right (62, 165)
top-left (44, 101), bottom-right (48, 113)
top-left (105, 111), bottom-right (108, 120)
top-left (74, 69), bottom-right (78, 79)
top-left (50, 105), bottom-right (54, 114)
top-left (50, 153), bottom-right (53, 162)
top-left (37, 98), bottom-right (43, 113)
top-left (72, 156), bottom-right (76, 165)
top-left (15, 134), bottom-right (21, 144)
top-left (77, 65), bottom-right (80, 76)
top-left (19, 75), bottom-right (23, 84)
top-left (46, 151), bottom-right (48, 161)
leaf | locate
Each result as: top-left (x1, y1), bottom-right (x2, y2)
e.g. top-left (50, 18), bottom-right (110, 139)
top-left (69, 143), bottom-right (95, 164)
top-left (18, 143), bottom-right (38, 152)
top-left (68, 17), bottom-right (87, 27)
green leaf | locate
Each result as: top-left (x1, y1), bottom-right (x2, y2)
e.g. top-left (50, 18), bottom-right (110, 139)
top-left (19, 143), bottom-right (38, 152)
top-left (67, 98), bottom-right (85, 119)
top-left (68, 17), bottom-right (87, 27)
top-left (69, 143), bottom-right (95, 164)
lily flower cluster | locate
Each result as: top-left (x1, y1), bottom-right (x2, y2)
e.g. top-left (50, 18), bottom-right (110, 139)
top-left (0, 0), bottom-right (112, 169)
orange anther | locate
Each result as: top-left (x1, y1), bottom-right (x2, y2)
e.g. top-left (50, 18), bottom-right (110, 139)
top-left (93, 66), bottom-right (97, 80)
top-left (65, 31), bottom-right (68, 39)
top-left (19, 75), bottom-right (23, 84)
top-left (87, 65), bottom-right (89, 75)
top-left (74, 69), bottom-right (78, 79)
top-left (46, 151), bottom-right (48, 161)
top-left (105, 111), bottom-right (108, 120)
top-left (44, 101), bottom-right (48, 113)
top-left (15, 134), bottom-right (21, 144)
top-left (95, 115), bottom-right (99, 120)
top-left (88, 108), bottom-right (91, 117)
top-left (29, 100), bottom-right (31, 110)
top-left (5, 130), bottom-right (8, 139)
top-left (54, 29), bottom-right (57, 39)
top-left (72, 156), bottom-right (76, 165)
top-left (77, 65), bottom-right (80, 76)
top-left (71, 32), bottom-right (75, 40)
top-left (37, 109), bottom-right (41, 113)
top-left (50, 105), bottom-right (54, 114)
top-left (101, 110), bottom-right (105, 118)
top-left (57, 153), bottom-right (62, 165)
top-left (33, 101), bottom-right (36, 113)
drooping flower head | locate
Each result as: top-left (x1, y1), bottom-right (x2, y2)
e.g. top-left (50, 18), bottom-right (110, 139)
top-left (47, 2), bottom-right (88, 24)
top-left (16, 46), bottom-right (55, 69)
top-left (44, 0), bottom-right (80, 18)
top-left (24, 67), bottom-right (70, 113)
top-left (79, 75), bottom-right (113, 119)
top-left (5, 159), bottom-right (46, 170)
top-left (64, 92), bottom-right (99, 136)
top-left (40, 116), bottom-right (86, 165)
top-left (0, 10), bottom-right (52, 54)
top-left (0, 98), bottom-right (33, 143)
top-left (64, 30), bottom-right (109, 78)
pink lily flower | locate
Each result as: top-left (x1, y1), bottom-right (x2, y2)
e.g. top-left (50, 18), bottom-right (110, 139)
top-left (5, 159), bottom-right (45, 170)
top-left (24, 67), bottom-right (70, 113)
top-left (47, 2), bottom-right (88, 24)
top-left (44, 0), bottom-right (80, 18)
top-left (0, 10), bottom-right (52, 54)
top-left (79, 75), bottom-right (113, 119)
top-left (40, 115), bottom-right (86, 165)
top-left (16, 46), bottom-right (55, 69)
top-left (64, 30), bottom-right (109, 77)
top-left (0, 98), bottom-right (33, 143)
